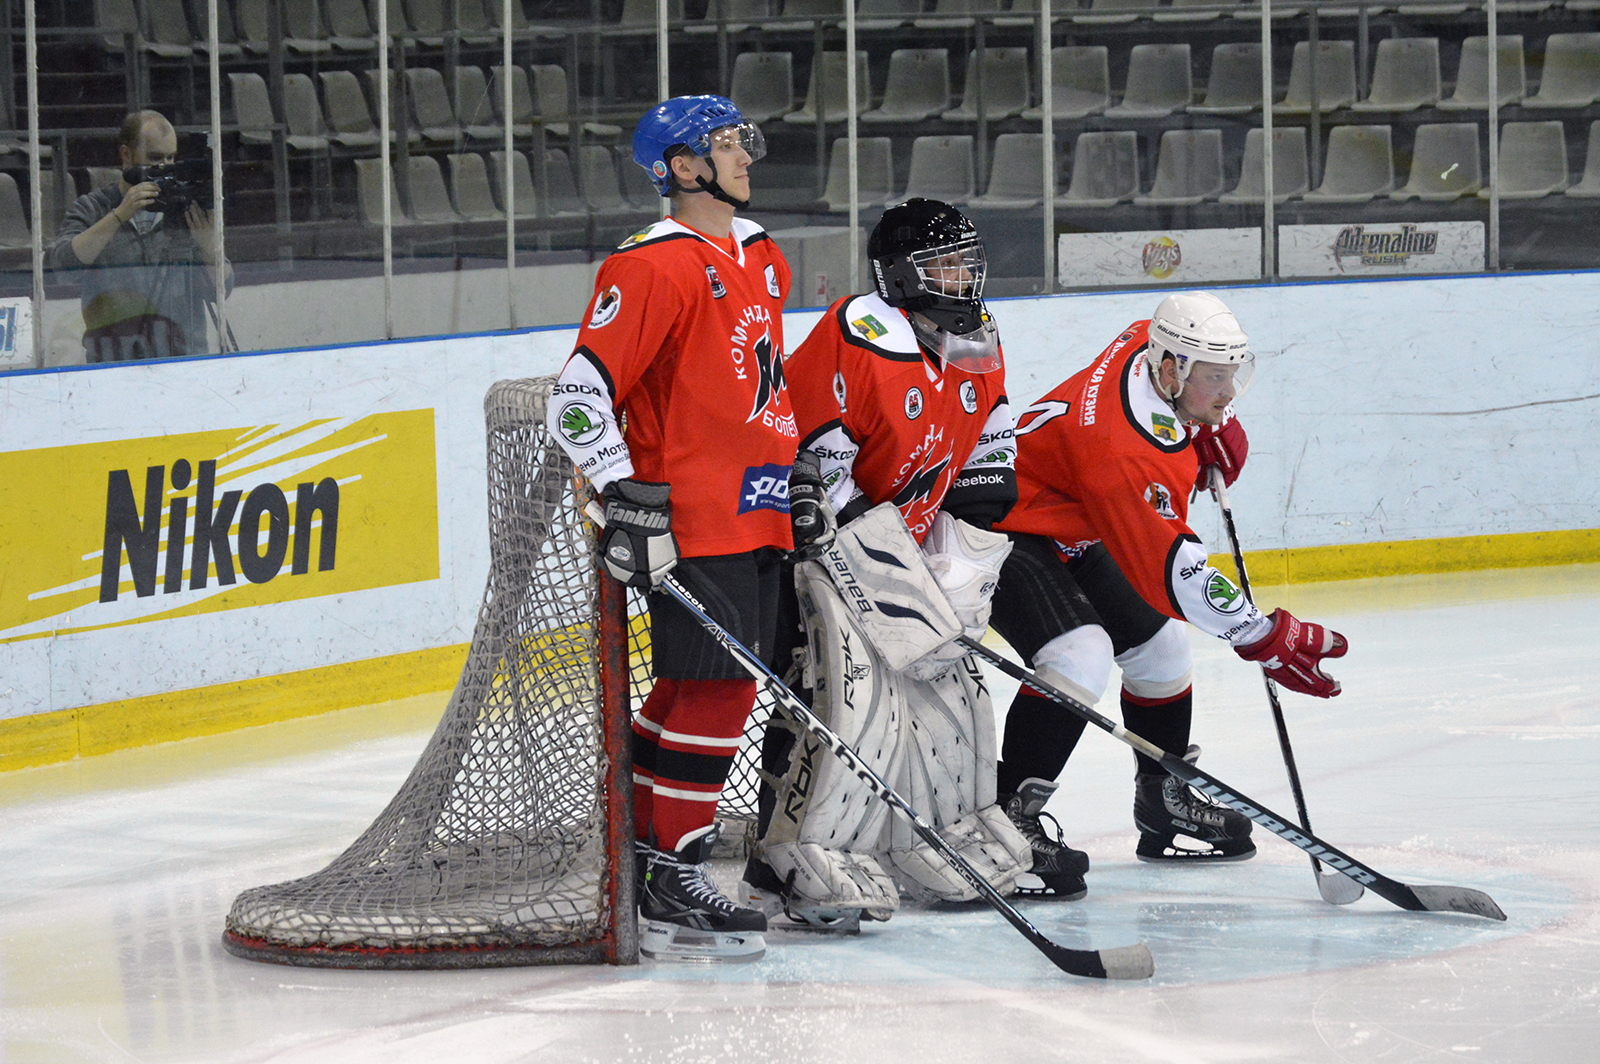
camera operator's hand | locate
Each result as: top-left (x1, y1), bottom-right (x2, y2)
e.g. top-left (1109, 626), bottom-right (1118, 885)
top-left (113, 181), bottom-right (160, 226)
top-left (185, 203), bottom-right (220, 261)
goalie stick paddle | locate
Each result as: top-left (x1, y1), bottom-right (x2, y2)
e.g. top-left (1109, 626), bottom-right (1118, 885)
top-left (584, 503), bottom-right (1153, 979)
top-left (960, 637), bottom-right (1507, 922)
top-left (1210, 466), bottom-right (1364, 907)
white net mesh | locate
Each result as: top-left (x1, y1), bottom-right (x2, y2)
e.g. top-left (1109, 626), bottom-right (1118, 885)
top-left (223, 378), bottom-right (636, 968)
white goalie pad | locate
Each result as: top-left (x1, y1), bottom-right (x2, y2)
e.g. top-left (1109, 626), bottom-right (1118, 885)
top-left (817, 504), bottom-right (964, 673)
top-left (883, 656), bottom-right (1032, 902)
top-left (756, 559), bottom-right (905, 919)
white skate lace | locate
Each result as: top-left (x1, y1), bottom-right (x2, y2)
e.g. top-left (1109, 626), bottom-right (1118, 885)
top-left (675, 858), bottom-right (738, 914)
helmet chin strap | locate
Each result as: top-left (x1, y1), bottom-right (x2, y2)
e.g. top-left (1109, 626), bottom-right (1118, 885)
top-left (671, 157), bottom-right (749, 209)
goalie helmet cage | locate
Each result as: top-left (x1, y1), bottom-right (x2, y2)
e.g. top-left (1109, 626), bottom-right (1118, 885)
top-left (222, 377), bottom-right (639, 969)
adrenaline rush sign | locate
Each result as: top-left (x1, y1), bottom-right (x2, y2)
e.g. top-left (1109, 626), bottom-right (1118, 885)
top-left (0, 410), bottom-right (440, 644)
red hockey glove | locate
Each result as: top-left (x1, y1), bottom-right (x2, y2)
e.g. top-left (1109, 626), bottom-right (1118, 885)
top-left (1235, 608), bottom-right (1348, 698)
top-left (1193, 412), bottom-right (1248, 491)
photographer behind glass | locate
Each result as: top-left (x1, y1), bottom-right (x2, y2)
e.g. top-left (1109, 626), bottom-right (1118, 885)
top-left (48, 110), bottom-right (232, 363)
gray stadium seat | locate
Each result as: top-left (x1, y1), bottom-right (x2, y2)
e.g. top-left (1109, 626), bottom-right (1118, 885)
top-left (916, 0), bottom-right (1004, 30)
top-left (969, 133), bottom-right (1045, 208)
top-left (1105, 43), bottom-right (1192, 118)
top-left (1441, 36), bottom-right (1525, 110)
top-left (1392, 123), bottom-right (1481, 201)
top-left (688, 0), bottom-right (770, 34)
top-left (1153, 0), bottom-right (1243, 22)
top-left (365, 70), bottom-right (426, 145)
top-left (1022, 46), bottom-right (1110, 120)
top-left (1191, 42), bottom-right (1263, 114)
top-left (355, 158), bottom-right (408, 225)
top-left (784, 51), bottom-right (871, 124)
top-left (861, 49), bottom-right (951, 123)
top-left (1485, 121), bottom-right (1570, 199)
top-left (229, 72), bottom-right (275, 147)
top-left (448, 154), bottom-right (502, 220)
top-left (820, 136), bottom-right (895, 210)
top-left (731, 52), bottom-right (796, 123)
top-left (856, 0), bottom-right (920, 30)
top-left (1220, 127), bottom-right (1309, 203)
top-left (1525, 34), bottom-right (1600, 109)
top-left (902, 135), bottom-right (975, 203)
top-left (488, 66), bottom-right (535, 138)
top-left (943, 48), bottom-right (1030, 121)
top-left (454, 67), bottom-right (502, 141)
top-left (1134, 128), bottom-right (1225, 205)
top-left (1303, 125), bottom-right (1394, 202)
top-left (282, 0), bottom-right (334, 52)
top-left (579, 146), bottom-right (632, 214)
top-left (531, 66), bottom-right (623, 141)
top-left (543, 148), bottom-right (588, 216)
top-left (1564, 121), bottom-right (1600, 198)
top-left (1353, 37), bottom-right (1441, 112)
top-left (1074, 0), bottom-right (1147, 25)
top-left (406, 68), bottom-right (460, 144)
top-left (320, 70), bottom-right (382, 148)
top-left (487, 150), bottom-right (540, 217)
top-left (143, 0), bottom-right (198, 58)
top-left (407, 156), bottom-right (461, 222)
top-left (282, 73), bottom-right (332, 151)
top-left (326, 0), bottom-right (378, 50)
top-left (1056, 130), bottom-right (1140, 207)
top-left (1274, 41), bottom-right (1357, 113)
top-left (0, 173), bottom-right (33, 249)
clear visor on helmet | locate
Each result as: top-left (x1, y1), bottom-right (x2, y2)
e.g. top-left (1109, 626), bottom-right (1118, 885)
top-left (1166, 348), bottom-right (1256, 399)
top-left (910, 236), bottom-right (986, 301)
top-left (689, 122), bottom-right (767, 163)
top-left (909, 305), bottom-right (1002, 373)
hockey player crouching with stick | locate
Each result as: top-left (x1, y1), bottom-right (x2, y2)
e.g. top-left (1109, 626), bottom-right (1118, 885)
top-left (547, 96), bottom-right (795, 962)
top-left (738, 199), bottom-right (1045, 930)
top-left (989, 292), bottom-right (1348, 870)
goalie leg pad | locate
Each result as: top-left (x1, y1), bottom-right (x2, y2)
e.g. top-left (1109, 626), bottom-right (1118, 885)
top-left (743, 840), bottom-right (899, 924)
top-left (751, 561), bottom-right (906, 916)
top-left (883, 656), bottom-right (1032, 901)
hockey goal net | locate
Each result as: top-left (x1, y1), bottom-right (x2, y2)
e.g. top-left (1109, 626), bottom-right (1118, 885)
top-left (222, 376), bottom-right (773, 968)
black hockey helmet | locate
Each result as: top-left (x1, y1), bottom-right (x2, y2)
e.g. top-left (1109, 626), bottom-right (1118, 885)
top-left (868, 198), bottom-right (988, 336)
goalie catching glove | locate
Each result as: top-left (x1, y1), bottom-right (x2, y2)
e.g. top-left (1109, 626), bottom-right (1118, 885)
top-left (598, 478), bottom-right (678, 589)
top-left (1234, 608), bottom-right (1348, 698)
top-left (787, 452), bottom-right (837, 560)
top-left (909, 512), bottom-right (1013, 679)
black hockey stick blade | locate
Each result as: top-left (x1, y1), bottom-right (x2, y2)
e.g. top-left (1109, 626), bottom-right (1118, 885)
top-left (962, 637), bottom-right (1507, 922)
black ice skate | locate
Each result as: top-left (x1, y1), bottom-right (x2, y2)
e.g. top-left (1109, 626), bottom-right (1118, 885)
top-left (1001, 778), bottom-right (1090, 899)
top-left (737, 854), bottom-right (872, 934)
top-left (638, 824), bottom-right (767, 962)
top-left (1134, 745), bottom-right (1256, 862)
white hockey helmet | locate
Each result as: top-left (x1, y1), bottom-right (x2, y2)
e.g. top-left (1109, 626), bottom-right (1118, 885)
top-left (1147, 291), bottom-right (1255, 400)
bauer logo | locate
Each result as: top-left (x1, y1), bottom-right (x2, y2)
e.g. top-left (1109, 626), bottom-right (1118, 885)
top-left (738, 463), bottom-right (793, 515)
top-left (0, 411), bottom-right (439, 644)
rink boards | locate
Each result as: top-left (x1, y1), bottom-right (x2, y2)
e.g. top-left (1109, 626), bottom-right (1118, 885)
top-left (1, 270), bottom-right (1597, 767)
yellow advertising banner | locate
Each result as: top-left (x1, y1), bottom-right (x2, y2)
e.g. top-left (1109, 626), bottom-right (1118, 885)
top-left (0, 410), bottom-right (439, 643)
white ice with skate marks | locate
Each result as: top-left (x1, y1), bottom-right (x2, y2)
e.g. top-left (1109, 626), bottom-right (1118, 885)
top-left (3, 566), bottom-right (1599, 1064)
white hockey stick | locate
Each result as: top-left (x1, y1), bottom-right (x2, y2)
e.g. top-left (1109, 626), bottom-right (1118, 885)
top-left (1210, 466), bottom-right (1364, 906)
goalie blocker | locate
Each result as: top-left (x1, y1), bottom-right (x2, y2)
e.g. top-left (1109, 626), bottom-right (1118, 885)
top-left (742, 505), bottom-right (1032, 929)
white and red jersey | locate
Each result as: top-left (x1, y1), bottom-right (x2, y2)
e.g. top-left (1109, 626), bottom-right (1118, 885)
top-left (786, 292), bottom-right (1015, 542)
top-left (548, 216), bottom-right (797, 558)
top-left (1001, 320), bottom-right (1269, 645)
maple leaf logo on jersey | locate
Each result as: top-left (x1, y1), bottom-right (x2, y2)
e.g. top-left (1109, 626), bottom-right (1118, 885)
top-left (892, 452), bottom-right (953, 509)
top-left (745, 328), bottom-right (787, 423)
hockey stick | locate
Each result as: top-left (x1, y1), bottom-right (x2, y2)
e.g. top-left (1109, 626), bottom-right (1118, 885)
top-left (586, 507), bottom-right (1153, 978)
top-left (1210, 466), bottom-right (1364, 906)
top-left (960, 636), bottom-right (1507, 921)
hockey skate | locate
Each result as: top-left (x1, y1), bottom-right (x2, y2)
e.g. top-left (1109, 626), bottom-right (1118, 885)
top-left (1134, 746), bottom-right (1256, 862)
top-left (737, 854), bottom-right (891, 934)
top-left (638, 825), bottom-right (767, 962)
top-left (1001, 778), bottom-right (1090, 900)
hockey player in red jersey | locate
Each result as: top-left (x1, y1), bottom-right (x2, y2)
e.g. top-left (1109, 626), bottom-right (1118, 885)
top-left (740, 200), bottom-right (1040, 925)
top-left (546, 95), bottom-right (795, 962)
top-left (990, 292), bottom-right (1348, 874)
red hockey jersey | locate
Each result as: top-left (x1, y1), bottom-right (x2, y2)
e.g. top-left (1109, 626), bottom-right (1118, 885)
top-left (548, 217), bottom-right (797, 557)
top-left (787, 292), bottom-right (1014, 542)
top-left (1001, 321), bottom-right (1267, 644)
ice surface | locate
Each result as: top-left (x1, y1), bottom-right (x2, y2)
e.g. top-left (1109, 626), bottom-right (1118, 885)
top-left (2, 566), bottom-right (1599, 1063)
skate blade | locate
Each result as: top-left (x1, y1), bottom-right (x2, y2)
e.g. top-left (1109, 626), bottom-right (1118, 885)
top-left (639, 921), bottom-right (765, 963)
top-left (1137, 835), bottom-right (1257, 863)
top-left (737, 883), bottom-right (865, 934)
top-left (1013, 872), bottom-right (1088, 901)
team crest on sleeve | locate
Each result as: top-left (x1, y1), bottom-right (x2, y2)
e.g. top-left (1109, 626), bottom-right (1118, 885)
top-left (960, 380), bottom-right (978, 414)
top-left (850, 314), bottom-right (888, 341)
top-left (905, 387), bottom-right (924, 420)
top-left (1150, 411), bottom-right (1179, 442)
top-left (1144, 482), bottom-right (1177, 519)
top-left (620, 227), bottom-right (651, 248)
top-left (833, 369), bottom-right (848, 411)
top-left (588, 285), bottom-right (622, 328)
top-left (765, 264), bottom-right (781, 298)
top-left (706, 265), bottom-right (727, 299)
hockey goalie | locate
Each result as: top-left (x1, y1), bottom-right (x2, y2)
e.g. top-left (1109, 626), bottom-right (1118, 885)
top-left (737, 200), bottom-right (1051, 929)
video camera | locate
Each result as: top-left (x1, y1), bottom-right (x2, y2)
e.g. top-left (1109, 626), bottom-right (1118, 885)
top-left (122, 158), bottom-right (215, 215)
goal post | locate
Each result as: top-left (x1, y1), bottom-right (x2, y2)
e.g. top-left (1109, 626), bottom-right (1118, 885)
top-left (222, 377), bottom-right (637, 968)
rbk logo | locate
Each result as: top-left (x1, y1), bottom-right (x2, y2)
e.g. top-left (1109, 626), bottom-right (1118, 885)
top-left (745, 329), bottom-right (787, 423)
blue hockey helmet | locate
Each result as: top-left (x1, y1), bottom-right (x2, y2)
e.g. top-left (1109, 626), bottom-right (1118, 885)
top-left (632, 95), bottom-right (767, 200)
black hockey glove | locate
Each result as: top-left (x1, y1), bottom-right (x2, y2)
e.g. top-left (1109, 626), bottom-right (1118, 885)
top-left (599, 478), bottom-right (679, 589)
top-left (787, 451), bottom-right (837, 560)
